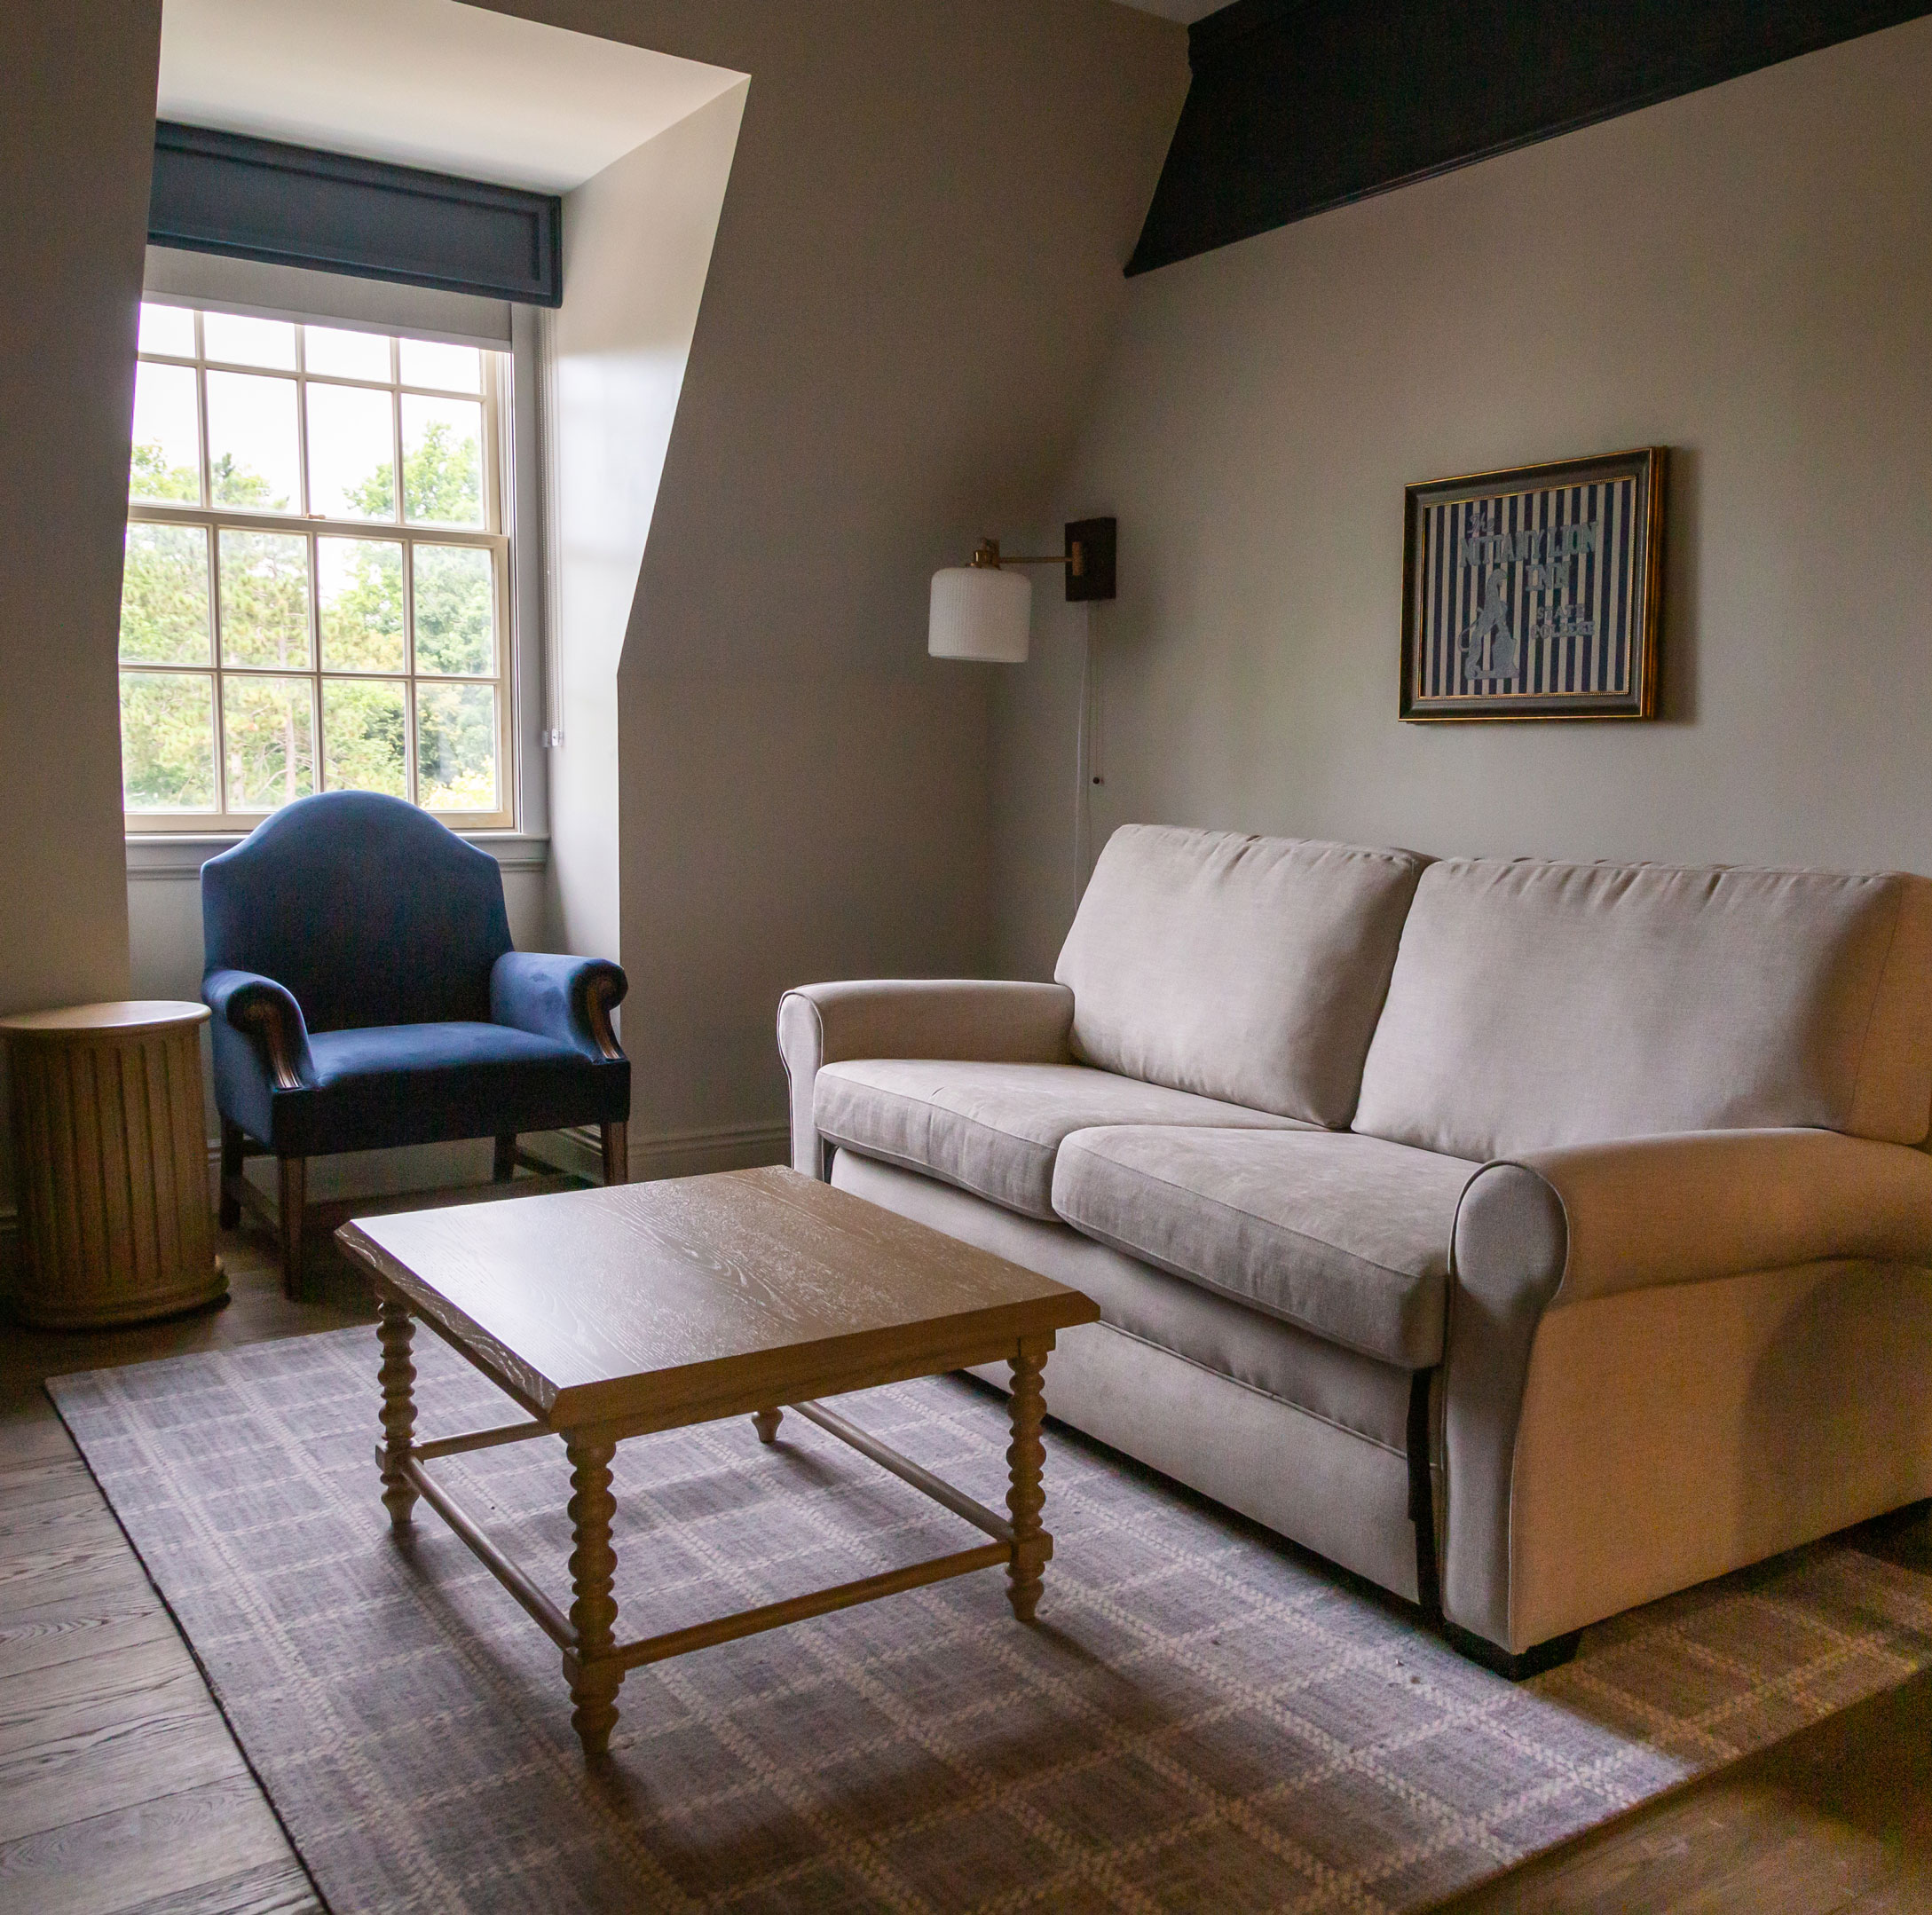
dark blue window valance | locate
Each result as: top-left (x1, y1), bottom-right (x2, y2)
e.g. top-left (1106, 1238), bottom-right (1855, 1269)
top-left (149, 122), bottom-right (562, 308)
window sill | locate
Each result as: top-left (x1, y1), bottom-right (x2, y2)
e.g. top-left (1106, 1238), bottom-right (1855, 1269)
top-left (125, 831), bottom-right (549, 880)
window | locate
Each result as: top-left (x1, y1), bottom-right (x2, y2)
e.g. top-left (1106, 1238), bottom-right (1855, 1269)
top-left (121, 303), bottom-right (515, 831)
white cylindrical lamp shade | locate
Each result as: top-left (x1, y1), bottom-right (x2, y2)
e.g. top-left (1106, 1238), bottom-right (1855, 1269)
top-left (928, 564), bottom-right (1032, 662)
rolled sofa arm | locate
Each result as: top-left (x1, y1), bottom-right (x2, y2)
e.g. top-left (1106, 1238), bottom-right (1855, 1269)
top-left (777, 979), bottom-right (1075, 1177)
top-left (203, 967), bottom-right (315, 1091)
top-left (1440, 1128), bottom-right (1932, 1650)
top-left (491, 952), bottom-right (627, 1062)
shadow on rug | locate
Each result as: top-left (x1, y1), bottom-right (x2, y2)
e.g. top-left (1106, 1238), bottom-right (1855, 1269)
top-left (50, 1328), bottom-right (1932, 1915)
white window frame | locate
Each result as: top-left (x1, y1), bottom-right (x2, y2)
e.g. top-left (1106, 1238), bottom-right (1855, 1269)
top-left (122, 299), bottom-right (526, 838)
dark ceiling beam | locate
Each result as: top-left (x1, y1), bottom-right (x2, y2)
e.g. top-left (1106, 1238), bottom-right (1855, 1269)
top-left (1128, 0), bottom-right (1932, 276)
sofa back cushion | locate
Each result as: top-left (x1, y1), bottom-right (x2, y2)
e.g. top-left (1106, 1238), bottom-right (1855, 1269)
top-left (1352, 859), bottom-right (1932, 1160)
top-left (1053, 825), bottom-right (1429, 1125)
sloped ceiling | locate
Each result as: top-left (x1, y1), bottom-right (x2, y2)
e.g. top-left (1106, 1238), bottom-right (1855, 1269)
top-left (157, 0), bottom-right (743, 191)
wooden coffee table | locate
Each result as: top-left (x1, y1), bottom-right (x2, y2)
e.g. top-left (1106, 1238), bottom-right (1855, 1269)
top-left (335, 1166), bottom-right (1100, 1758)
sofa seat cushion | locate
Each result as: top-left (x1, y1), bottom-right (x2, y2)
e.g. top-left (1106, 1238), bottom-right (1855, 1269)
top-left (265, 1021), bottom-right (627, 1157)
top-left (832, 1148), bottom-right (1417, 1456)
top-left (1052, 1126), bottom-right (1478, 1367)
top-left (815, 1060), bottom-right (1310, 1221)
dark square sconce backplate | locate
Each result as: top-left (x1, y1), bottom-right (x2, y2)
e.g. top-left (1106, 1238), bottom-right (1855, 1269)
top-left (1065, 517), bottom-right (1116, 601)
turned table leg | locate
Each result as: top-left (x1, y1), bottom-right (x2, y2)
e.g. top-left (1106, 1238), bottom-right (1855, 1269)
top-left (752, 1407), bottom-right (784, 1445)
top-left (565, 1435), bottom-right (622, 1757)
top-left (1005, 1336), bottom-right (1053, 1622)
top-left (377, 1298), bottom-right (418, 1531)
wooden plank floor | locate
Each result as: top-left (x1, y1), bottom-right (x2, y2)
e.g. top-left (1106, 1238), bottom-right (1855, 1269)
top-left (0, 1226), bottom-right (369, 1915)
top-left (1430, 1500), bottom-right (1932, 1912)
top-left (1431, 1657), bottom-right (1932, 1913)
top-left (5, 1223), bottom-right (1932, 1914)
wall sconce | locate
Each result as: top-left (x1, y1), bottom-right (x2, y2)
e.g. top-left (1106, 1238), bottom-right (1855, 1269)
top-left (928, 516), bottom-right (1116, 662)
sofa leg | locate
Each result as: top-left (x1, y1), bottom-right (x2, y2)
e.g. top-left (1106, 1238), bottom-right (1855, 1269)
top-left (1407, 1368), bottom-right (1442, 1619)
top-left (218, 1121), bottom-right (245, 1229)
top-left (600, 1121), bottom-right (628, 1186)
top-left (493, 1133), bottom-right (517, 1183)
top-left (1442, 1623), bottom-right (1583, 1682)
top-left (277, 1155), bottom-right (306, 1299)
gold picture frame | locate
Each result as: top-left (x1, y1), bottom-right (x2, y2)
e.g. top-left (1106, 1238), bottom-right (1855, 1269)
top-left (1400, 446), bottom-right (1666, 721)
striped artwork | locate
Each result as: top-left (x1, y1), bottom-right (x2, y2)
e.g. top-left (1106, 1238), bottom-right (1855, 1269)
top-left (1400, 450), bottom-right (1664, 721)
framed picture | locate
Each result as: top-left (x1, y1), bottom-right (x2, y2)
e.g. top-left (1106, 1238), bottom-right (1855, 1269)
top-left (1400, 446), bottom-right (1666, 721)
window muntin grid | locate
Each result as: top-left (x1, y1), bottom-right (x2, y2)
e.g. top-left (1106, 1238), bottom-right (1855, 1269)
top-left (121, 304), bottom-right (513, 831)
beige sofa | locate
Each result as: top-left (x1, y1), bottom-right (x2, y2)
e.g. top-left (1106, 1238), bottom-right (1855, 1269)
top-left (777, 826), bottom-right (1932, 1675)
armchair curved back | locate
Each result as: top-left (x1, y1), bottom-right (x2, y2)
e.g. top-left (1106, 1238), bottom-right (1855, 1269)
top-left (201, 792), bottom-right (514, 1033)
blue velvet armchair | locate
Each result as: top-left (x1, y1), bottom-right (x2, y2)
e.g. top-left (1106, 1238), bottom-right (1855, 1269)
top-left (201, 792), bottom-right (629, 1293)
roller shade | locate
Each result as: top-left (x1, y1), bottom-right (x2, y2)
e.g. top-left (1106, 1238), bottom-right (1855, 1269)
top-left (149, 122), bottom-right (561, 307)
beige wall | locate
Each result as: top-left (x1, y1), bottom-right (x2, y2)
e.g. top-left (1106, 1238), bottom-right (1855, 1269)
top-left (0, 1), bottom-right (161, 1210)
top-left (994, 18), bottom-right (1932, 977)
top-left (544, 80), bottom-right (749, 1033)
top-left (0, 0), bottom-right (1184, 1219)
top-left (510, 0), bottom-right (1184, 1167)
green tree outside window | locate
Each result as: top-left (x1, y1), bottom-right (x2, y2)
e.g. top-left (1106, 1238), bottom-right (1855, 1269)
top-left (118, 335), bottom-right (500, 821)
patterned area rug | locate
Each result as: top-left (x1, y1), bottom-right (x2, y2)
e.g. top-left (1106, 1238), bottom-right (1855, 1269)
top-left (50, 1328), bottom-right (1932, 1915)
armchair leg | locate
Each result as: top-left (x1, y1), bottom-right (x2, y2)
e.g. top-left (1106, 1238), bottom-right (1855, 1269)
top-left (277, 1155), bottom-right (306, 1299)
top-left (493, 1133), bottom-right (517, 1183)
top-left (219, 1121), bottom-right (245, 1229)
top-left (600, 1121), bottom-right (628, 1187)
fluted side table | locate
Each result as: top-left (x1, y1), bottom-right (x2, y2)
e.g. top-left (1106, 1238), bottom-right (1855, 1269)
top-left (2, 1001), bottom-right (226, 1328)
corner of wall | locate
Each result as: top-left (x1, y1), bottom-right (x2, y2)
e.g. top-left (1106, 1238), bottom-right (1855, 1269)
top-left (0, 0), bottom-right (161, 1206)
top-left (544, 80), bottom-right (750, 980)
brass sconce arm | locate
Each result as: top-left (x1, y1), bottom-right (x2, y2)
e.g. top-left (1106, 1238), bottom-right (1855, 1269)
top-left (972, 539), bottom-right (1084, 575)
top-left (964, 518), bottom-right (1116, 601)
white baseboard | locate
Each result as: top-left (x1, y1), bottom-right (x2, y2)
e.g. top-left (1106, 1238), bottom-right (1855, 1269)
top-left (202, 1123), bottom-right (793, 1193)
top-left (525, 1125), bottom-right (603, 1181)
top-left (633, 1121), bottom-right (792, 1182)
top-left (534, 1121), bottom-right (791, 1184)
top-left (4, 1123), bottom-right (791, 1293)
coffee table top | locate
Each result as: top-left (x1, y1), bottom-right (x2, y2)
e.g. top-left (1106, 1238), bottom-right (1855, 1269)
top-left (337, 1167), bottom-right (1099, 1430)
